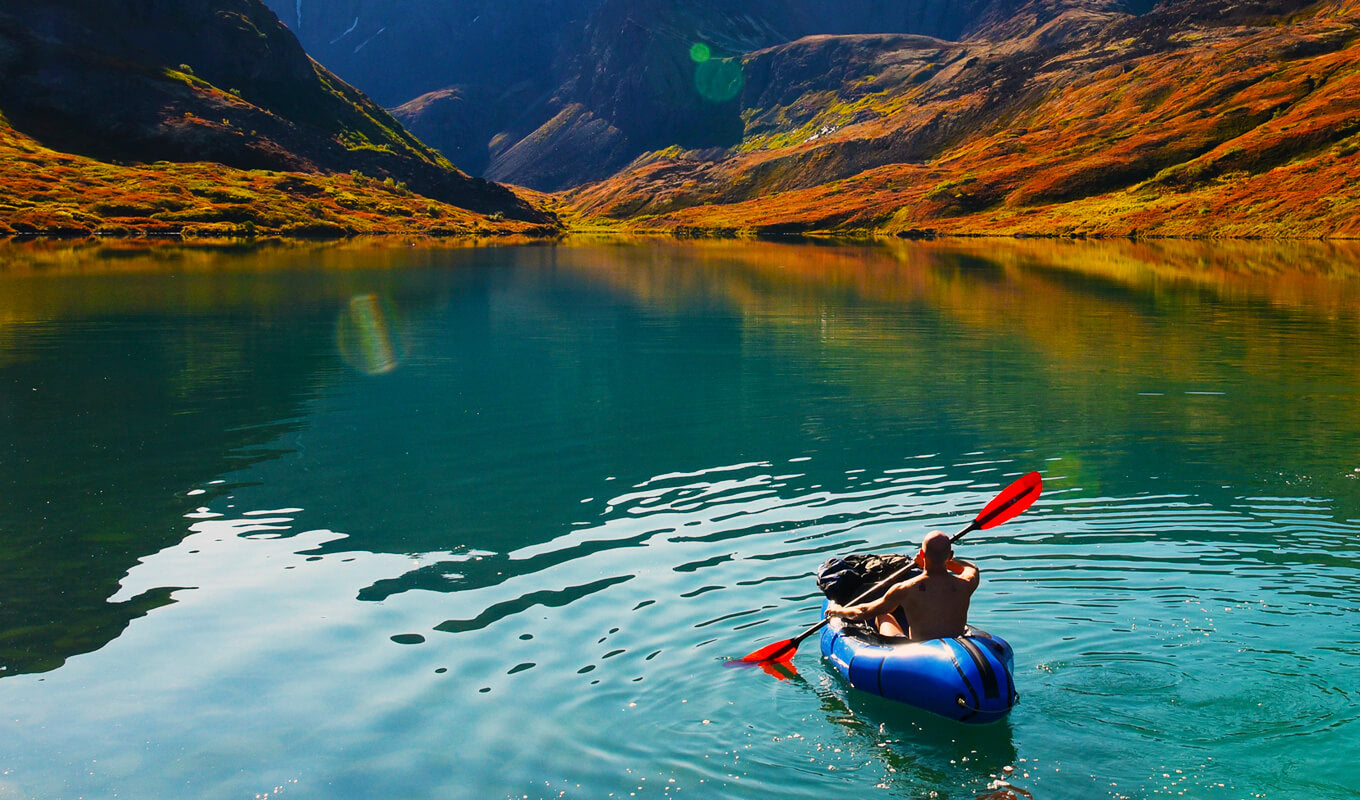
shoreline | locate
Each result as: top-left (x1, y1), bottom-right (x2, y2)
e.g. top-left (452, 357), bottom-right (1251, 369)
top-left (5, 230), bottom-right (1360, 281)
top-left (3, 225), bottom-right (1359, 247)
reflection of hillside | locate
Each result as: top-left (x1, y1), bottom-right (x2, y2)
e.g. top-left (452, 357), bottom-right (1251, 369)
top-left (0, 275), bottom-right (342, 676)
top-left (0, 242), bottom-right (511, 367)
top-left (555, 238), bottom-right (1360, 322)
top-left (928, 237), bottom-right (1360, 316)
top-left (554, 240), bottom-right (1360, 511)
top-left (0, 242), bottom-right (468, 313)
top-left (550, 241), bottom-right (1360, 397)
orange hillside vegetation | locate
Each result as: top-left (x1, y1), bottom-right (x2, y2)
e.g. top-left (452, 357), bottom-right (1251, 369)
top-left (0, 117), bottom-right (555, 239)
top-left (565, 0), bottom-right (1360, 238)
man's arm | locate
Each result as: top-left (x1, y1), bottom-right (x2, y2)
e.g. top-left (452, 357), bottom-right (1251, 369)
top-left (949, 558), bottom-right (980, 590)
top-left (826, 580), bottom-right (913, 620)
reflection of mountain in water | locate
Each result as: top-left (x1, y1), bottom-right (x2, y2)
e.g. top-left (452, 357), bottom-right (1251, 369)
top-left (550, 239), bottom-right (1360, 516)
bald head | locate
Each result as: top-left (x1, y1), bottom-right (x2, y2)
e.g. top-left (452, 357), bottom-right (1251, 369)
top-left (921, 530), bottom-right (952, 569)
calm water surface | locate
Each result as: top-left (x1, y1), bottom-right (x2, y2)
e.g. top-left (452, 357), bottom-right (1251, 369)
top-left (1, 239), bottom-right (1358, 799)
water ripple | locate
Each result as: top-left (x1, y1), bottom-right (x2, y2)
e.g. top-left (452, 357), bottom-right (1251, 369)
top-left (335, 452), bottom-right (1360, 800)
top-left (434, 575), bottom-right (634, 634)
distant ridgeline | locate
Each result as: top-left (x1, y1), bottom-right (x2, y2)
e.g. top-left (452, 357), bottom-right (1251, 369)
top-left (0, 0), bottom-right (552, 237)
top-left (267, 0), bottom-right (1360, 238)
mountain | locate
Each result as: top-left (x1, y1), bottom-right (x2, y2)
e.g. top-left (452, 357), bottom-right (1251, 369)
top-left (4, 0), bottom-right (1356, 238)
top-left (564, 0), bottom-right (1360, 237)
top-left (254, 0), bottom-right (1360, 238)
top-left (0, 0), bottom-right (553, 235)
top-left (261, 0), bottom-right (602, 179)
top-left (263, 0), bottom-right (1106, 188)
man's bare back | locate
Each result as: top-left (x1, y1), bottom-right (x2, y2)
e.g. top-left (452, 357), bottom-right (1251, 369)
top-left (825, 530), bottom-right (980, 640)
top-left (891, 567), bottom-right (977, 640)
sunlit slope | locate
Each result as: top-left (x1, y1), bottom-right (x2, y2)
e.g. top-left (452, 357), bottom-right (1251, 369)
top-left (0, 0), bottom-right (555, 235)
top-left (566, 0), bottom-right (1360, 237)
top-left (0, 118), bottom-right (554, 238)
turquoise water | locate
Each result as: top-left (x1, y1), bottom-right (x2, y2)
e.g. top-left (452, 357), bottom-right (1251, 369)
top-left (1, 239), bottom-right (1357, 799)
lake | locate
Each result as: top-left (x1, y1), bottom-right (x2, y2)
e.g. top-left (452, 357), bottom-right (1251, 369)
top-left (1, 238), bottom-right (1357, 799)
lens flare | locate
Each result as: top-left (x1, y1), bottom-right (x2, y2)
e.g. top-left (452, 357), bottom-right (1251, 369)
top-left (337, 293), bottom-right (402, 375)
top-left (694, 56), bottom-right (743, 103)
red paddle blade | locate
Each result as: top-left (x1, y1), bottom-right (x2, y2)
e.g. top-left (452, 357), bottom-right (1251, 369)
top-left (760, 660), bottom-right (798, 680)
top-left (729, 638), bottom-right (798, 665)
top-left (975, 471), bottom-right (1042, 530)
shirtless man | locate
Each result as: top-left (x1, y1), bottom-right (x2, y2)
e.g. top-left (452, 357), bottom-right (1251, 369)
top-left (824, 531), bottom-right (979, 640)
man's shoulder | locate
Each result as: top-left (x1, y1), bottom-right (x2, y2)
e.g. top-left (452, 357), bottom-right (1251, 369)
top-left (891, 572), bottom-right (928, 592)
top-left (922, 571), bottom-right (977, 592)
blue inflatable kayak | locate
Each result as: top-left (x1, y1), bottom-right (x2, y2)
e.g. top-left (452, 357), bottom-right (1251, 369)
top-left (819, 603), bottom-right (1019, 723)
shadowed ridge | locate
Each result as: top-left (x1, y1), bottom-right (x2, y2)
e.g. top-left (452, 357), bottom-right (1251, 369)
top-left (0, 0), bottom-right (550, 222)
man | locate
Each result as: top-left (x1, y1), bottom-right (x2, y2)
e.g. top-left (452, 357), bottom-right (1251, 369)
top-left (824, 530), bottom-right (979, 640)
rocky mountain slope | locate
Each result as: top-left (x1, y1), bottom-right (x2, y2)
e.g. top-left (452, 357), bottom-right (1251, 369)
top-left (255, 0), bottom-right (1360, 238)
top-left (265, 0), bottom-right (1152, 188)
top-left (562, 0), bottom-right (1360, 237)
top-left (261, 0), bottom-right (600, 179)
top-left (0, 0), bottom-right (552, 234)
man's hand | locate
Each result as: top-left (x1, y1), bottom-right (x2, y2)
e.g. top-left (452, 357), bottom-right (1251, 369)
top-left (825, 602), bottom-right (867, 621)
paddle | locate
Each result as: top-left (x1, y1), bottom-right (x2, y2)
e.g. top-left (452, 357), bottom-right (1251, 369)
top-left (729, 471), bottom-right (1043, 667)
